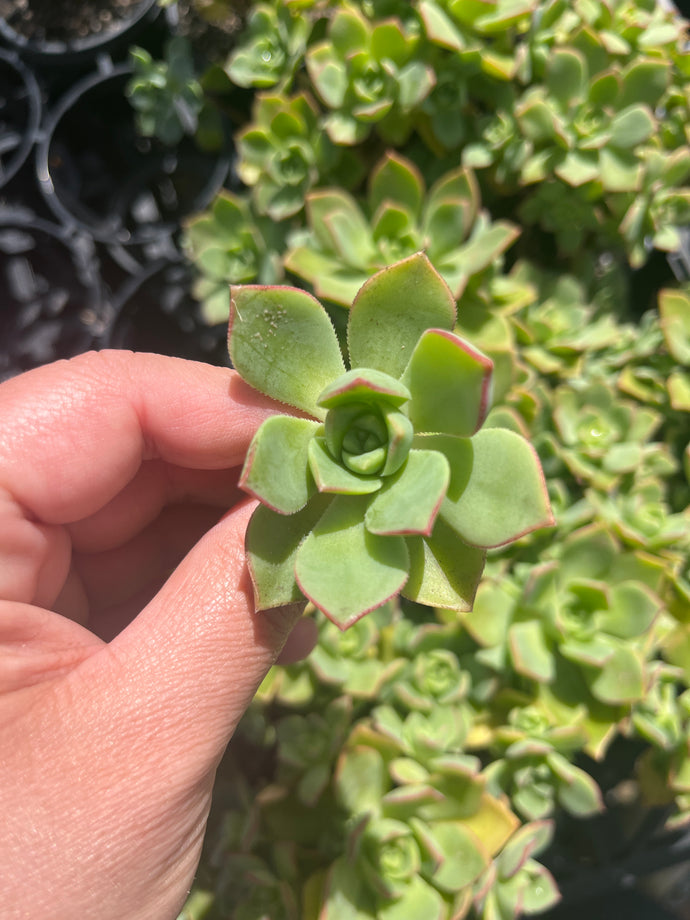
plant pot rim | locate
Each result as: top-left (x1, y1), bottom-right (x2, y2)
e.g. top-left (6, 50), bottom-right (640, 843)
top-left (0, 0), bottom-right (160, 66)
top-left (0, 47), bottom-right (42, 190)
top-left (35, 63), bottom-right (232, 246)
top-left (0, 207), bottom-right (103, 293)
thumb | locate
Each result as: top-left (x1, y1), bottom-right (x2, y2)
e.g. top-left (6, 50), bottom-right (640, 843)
top-left (82, 498), bottom-right (304, 779)
top-left (7, 499), bottom-right (306, 920)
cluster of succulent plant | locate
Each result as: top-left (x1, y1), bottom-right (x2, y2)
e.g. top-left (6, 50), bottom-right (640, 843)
top-left (127, 36), bottom-right (223, 150)
top-left (183, 190), bottom-right (286, 322)
top-left (283, 151), bottom-right (519, 307)
top-left (168, 0), bottom-right (690, 334)
top-left (128, 2), bottom-right (690, 918)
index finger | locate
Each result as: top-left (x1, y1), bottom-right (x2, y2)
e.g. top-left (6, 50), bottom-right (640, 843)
top-left (0, 350), bottom-right (276, 524)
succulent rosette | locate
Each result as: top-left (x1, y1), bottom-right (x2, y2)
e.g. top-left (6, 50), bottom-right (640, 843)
top-left (229, 253), bottom-right (553, 629)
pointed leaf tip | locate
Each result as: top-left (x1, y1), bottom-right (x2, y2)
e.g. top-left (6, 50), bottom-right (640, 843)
top-left (347, 253), bottom-right (457, 379)
top-left (402, 329), bottom-right (493, 436)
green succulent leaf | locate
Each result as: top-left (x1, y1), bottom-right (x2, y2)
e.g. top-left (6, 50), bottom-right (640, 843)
top-left (590, 644), bottom-right (645, 704)
top-left (308, 436), bottom-right (383, 495)
top-left (378, 876), bottom-right (446, 920)
top-left (546, 48), bottom-right (587, 109)
top-left (497, 821), bottom-right (554, 880)
top-left (659, 287), bottom-right (690, 364)
top-left (365, 449), bottom-right (450, 536)
top-left (241, 415), bottom-right (319, 513)
top-left (598, 583), bottom-right (659, 639)
top-left (555, 150), bottom-right (600, 186)
top-left (620, 59), bottom-right (670, 108)
top-left (518, 862), bottom-right (561, 914)
top-left (401, 329), bottom-right (493, 437)
top-left (418, 0), bottom-right (466, 50)
top-left (336, 746), bottom-right (387, 816)
top-left (306, 45), bottom-right (348, 108)
top-left (609, 104), bottom-right (656, 149)
top-left (552, 757), bottom-right (603, 816)
top-left (229, 285), bottom-right (345, 418)
top-left (403, 517), bottom-right (486, 611)
top-left (295, 495), bottom-right (409, 628)
top-left (348, 253), bottom-right (456, 378)
top-left (370, 152), bottom-right (424, 219)
top-left (437, 428), bottom-right (555, 548)
top-left (246, 495), bottom-right (332, 610)
top-left (599, 148), bottom-right (641, 191)
top-left (318, 369), bottom-right (411, 409)
top-left (509, 621), bottom-right (555, 682)
top-left (283, 247), bottom-right (364, 306)
top-left (412, 819), bottom-right (488, 892)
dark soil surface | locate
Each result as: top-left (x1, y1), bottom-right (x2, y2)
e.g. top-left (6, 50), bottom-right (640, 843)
top-left (0, 0), bottom-right (147, 43)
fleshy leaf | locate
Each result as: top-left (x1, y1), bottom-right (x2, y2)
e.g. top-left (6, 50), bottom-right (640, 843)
top-left (659, 288), bottom-right (690, 364)
top-left (519, 862), bottom-right (561, 914)
top-left (509, 621), bottom-right (554, 682)
top-left (295, 495), bottom-right (409, 628)
top-left (318, 369), bottom-right (411, 408)
top-left (413, 820), bottom-right (488, 892)
top-left (380, 406), bottom-right (415, 476)
top-left (308, 436), bottom-right (383, 495)
top-left (348, 253), bottom-right (457, 378)
top-left (552, 757), bottom-right (603, 816)
top-left (307, 189), bottom-right (372, 258)
top-left (497, 821), bottom-right (554, 880)
top-left (369, 151), bottom-right (425, 219)
top-left (246, 495), bottom-right (332, 610)
top-left (609, 104), bottom-right (655, 149)
top-left (438, 428), bottom-right (554, 548)
top-left (403, 516), bottom-right (486, 610)
top-left (241, 415), bottom-right (319, 513)
top-left (546, 48), bottom-right (587, 108)
top-left (365, 449), bottom-right (450, 535)
top-left (229, 285), bottom-right (345, 418)
top-left (590, 644), bottom-right (644, 704)
top-left (283, 246), bottom-right (364, 306)
top-left (599, 583), bottom-right (659, 639)
top-left (336, 747), bottom-right (387, 815)
top-left (378, 876), bottom-right (446, 920)
top-left (401, 329), bottom-right (493, 436)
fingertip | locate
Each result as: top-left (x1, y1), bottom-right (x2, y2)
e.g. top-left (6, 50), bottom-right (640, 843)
top-left (275, 612), bottom-right (318, 665)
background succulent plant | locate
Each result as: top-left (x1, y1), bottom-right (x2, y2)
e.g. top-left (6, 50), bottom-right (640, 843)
top-left (284, 151), bottom-right (519, 308)
top-left (236, 91), bottom-right (352, 220)
top-left (127, 36), bottom-right (220, 148)
top-left (224, 2), bottom-right (312, 90)
top-left (305, 3), bottom-right (435, 145)
top-left (182, 190), bottom-right (286, 322)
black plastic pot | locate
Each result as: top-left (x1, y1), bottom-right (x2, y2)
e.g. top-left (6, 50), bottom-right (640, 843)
top-left (106, 258), bottom-right (228, 364)
top-left (0, 47), bottom-right (41, 190)
top-left (35, 64), bottom-right (231, 254)
top-left (0, 0), bottom-right (161, 70)
top-left (0, 209), bottom-right (105, 381)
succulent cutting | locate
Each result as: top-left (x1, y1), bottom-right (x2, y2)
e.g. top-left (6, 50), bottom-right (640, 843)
top-left (229, 252), bottom-right (553, 629)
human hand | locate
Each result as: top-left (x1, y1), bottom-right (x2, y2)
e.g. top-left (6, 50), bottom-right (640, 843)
top-left (0, 351), bottom-right (316, 920)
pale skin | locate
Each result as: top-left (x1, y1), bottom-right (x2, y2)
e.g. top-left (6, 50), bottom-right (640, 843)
top-left (0, 350), bottom-right (316, 920)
